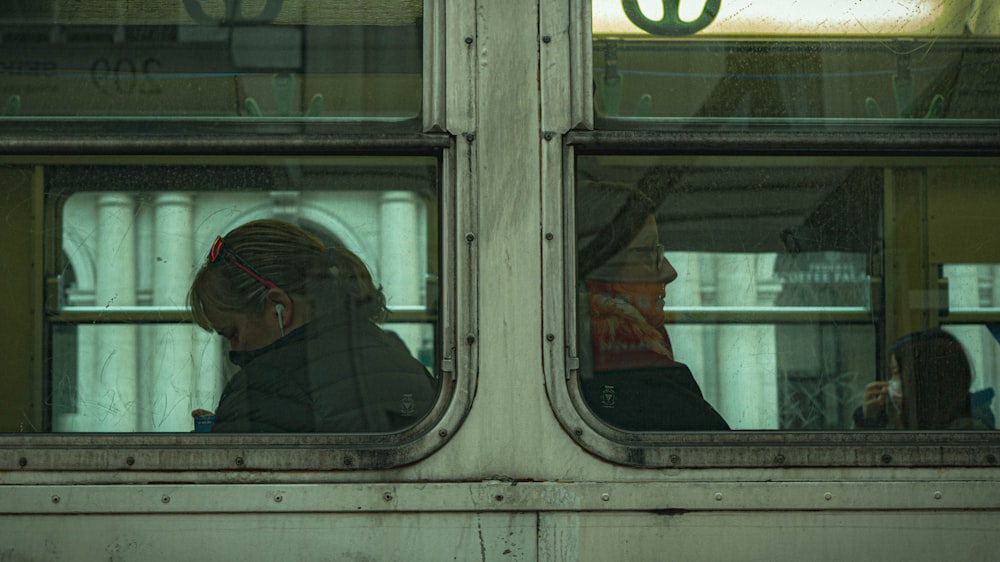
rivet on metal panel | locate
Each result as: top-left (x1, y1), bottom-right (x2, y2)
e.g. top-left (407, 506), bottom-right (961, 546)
top-left (17, 457), bottom-right (27, 467)
top-left (543, 132), bottom-right (553, 141)
top-left (934, 491), bottom-right (942, 500)
top-left (464, 36), bottom-right (473, 45)
top-left (234, 456), bottom-right (245, 467)
top-left (545, 232), bottom-right (554, 240)
top-left (669, 455), bottom-right (680, 464)
top-left (343, 456), bottom-right (354, 467)
top-left (714, 493), bottom-right (723, 501)
top-left (542, 35), bottom-right (551, 43)
top-left (161, 495), bottom-right (171, 504)
top-left (986, 454), bottom-right (997, 464)
top-left (383, 492), bottom-right (393, 502)
top-left (466, 334), bottom-right (476, 345)
top-left (495, 495), bottom-right (504, 502)
top-left (574, 428), bottom-right (583, 437)
top-left (274, 495), bottom-right (283, 503)
top-left (125, 456), bottom-right (135, 466)
top-left (438, 429), bottom-right (448, 438)
top-left (881, 454), bottom-right (892, 464)
top-left (824, 492), bottom-right (832, 501)
top-left (465, 232), bottom-right (475, 243)
top-left (773, 454), bottom-right (785, 465)
top-left (601, 493), bottom-right (610, 502)
top-left (464, 133), bottom-right (475, 143)
top-left (51, 495), bottom-right (60, 504)
top-left (546, 333), bottom-right (555, 342)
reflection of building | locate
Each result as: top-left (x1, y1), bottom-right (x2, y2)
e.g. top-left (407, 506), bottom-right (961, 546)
top-left (53, 189), bottom-right (430, 432)
top-left (666, 252), bottom-right (1000, 430)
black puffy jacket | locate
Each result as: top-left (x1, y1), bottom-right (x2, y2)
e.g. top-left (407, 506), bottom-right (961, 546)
top-left (212, 316), bottom-right (436, 433)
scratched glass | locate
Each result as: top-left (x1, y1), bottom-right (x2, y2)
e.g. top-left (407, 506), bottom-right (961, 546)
top-left (35, 156), bottom-right (441, 433)
top-left (592, 0), bottom-right (1000, 121)
top-left (0, 1), bottom-right (422, 120)
top-left (574, 156), bottom-right (1000, 431)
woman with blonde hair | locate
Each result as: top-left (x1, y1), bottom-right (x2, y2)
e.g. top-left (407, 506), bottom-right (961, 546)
top-left (188, 219), bottom-right (435, 432)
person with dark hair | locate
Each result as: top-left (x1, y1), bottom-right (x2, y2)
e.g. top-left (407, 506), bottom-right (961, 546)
top-left (854, 328), bottom-right (991, 430)
top-left (576, 168), bottom-right (729, 431)
top-left (188, 219), bottom-right (436, 432)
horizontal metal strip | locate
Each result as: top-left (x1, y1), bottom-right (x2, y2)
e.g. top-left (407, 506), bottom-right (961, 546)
top-left (571, 121), bottom-right (1000, 156)
top-left (664, 306), bottom-right (872, 324)
top-left (49, 305), bottom-right (436, 324)
top-left (0, 118), bottom-right (449, 155)
top-left (2, 480), bottom-right (999, 514)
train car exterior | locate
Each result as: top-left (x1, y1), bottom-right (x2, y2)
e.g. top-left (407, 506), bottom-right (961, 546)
top-left (2, 1), bottom-right (1000, 560)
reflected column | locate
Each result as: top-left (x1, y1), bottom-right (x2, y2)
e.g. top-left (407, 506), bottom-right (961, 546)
top-left (715, 253), bottom-right (778, 429)
top-left (82, 193), bottom-right (139, 431)
top-left (147, 193), bottom-right (195, 431)
top-left (378, 191), bottom-right (423, 355)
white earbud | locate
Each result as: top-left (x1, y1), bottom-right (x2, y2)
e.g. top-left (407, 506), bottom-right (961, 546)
top-left (275, 303), bottom-right (285, 337)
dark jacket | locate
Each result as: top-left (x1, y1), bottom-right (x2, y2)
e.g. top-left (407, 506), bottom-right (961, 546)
top-left (212, 315), bottom-right (436, 432)
top-left (581, 363), bottom-right (731, 431)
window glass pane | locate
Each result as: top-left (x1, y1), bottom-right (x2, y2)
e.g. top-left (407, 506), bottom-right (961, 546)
top-left (592, 1), bottom-right (1000, 121)
top-left (574, 156), bottom-right (1000, 431)
top-left (1, 1), bottom-right (421, 120)
top-left (42, 157), bottom-right (439, 432)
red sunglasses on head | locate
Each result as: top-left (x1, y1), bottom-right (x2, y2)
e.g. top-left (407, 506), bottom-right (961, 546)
top-left (207, 236), bottom-right (278, 290)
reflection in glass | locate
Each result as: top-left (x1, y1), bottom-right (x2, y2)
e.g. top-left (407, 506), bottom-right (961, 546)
top-left (592, 1), bottom-right (1000, 120)
top-left (1, 2), bottom-right (422, 119)
top-left (576, 158), bottom-right (1000, 430)
top-left (47, 159), bottom-right (439, 432)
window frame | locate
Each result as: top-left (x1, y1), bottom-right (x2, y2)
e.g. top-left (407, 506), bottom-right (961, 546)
top-left (546, 122), bottom-right (1000, 469)
top-left (0, 129), bottom-right (475, 472)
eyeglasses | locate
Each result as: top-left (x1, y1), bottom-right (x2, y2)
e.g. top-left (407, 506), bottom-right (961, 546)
top-left (207, 236), bottom-right (278, 290)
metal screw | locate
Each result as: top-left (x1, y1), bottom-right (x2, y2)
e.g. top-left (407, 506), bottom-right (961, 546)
top-left (773, 454), bottom-right (785, 465)
top-left (545, 232), bottom-right (554, 240)
top-left (881, 454), bottom-right (892, 464)
top-left (344, 457), bottom-right (354, 466)
top-left (274, 495), bottom-right (283, 503)
top-left (546, 334), bottom-right (555, 342)
top-left (934, 491), bottom-right (942, 500)
top-left (465, 232), bottom-right (475, 243)
top-left (573, 428), bottom-right (583, 437)
top-left (986, 454), bottom-right (997, 464)
top-left (234, 456), bottom-right (245, 467)
top-left (542, 35), bottom-right (551, 43)
top-left (125, 456), bottom-right (135, 466)
top-left (383, 492), bottom-right (393, 502)
top-left (464, 133), bottom-right (475, 142)
top-left (824, 492), bottom-right (832, 501)
top-left (601, 493), bottom-right (610, 502)
top-left (466, 334), bottom-right (476, 345)
top-left (714, 493), bottom-right (723, 501)
top-left (543, 132), bottom-right (553, 141)
top-left (51, 496), bottom-right (60, 504)
top-left (161, 495), bottom-right (171, 504)
top-left (438, 428), bottom-right (448, 438)
top-left (495, 495), bottom-right (504, 502)
top-left (464, 36), bottom-right (473, 45)
top-left (17, 457), bottom-right (27, 467)
top-left (669, 455), bottom-right (680, 464)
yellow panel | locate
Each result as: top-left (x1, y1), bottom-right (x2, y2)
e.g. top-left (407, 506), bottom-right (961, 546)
top-left (0, 167), bottom-right (41, 432)
top-left (928, 167), bottom-right (1000, 264)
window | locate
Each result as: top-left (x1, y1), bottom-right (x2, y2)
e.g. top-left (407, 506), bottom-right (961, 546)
top-left (43, 158), bottom-right (440, 433)
top-left (1, 2), bottom-right (422, 122)
top-left (555, 0), bottom-right (1000, 466)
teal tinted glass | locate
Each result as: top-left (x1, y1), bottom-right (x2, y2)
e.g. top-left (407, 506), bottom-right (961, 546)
top-left (1, 1), bottom-right (422, 121)
top-left (592, 1), bottom-right (1000, 122)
